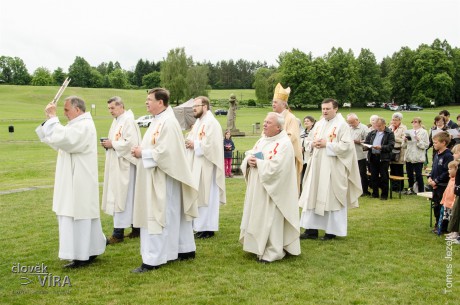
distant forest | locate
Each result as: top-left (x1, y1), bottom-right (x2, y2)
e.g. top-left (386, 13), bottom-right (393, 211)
top-left (1, 38), bottom-right (459, 107)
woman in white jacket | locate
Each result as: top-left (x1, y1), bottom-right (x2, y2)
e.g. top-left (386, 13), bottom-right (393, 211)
top-left (403, 117), bottom-right (429, 194)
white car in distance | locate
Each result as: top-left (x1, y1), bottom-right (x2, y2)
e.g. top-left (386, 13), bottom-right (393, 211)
top-left (135, 115), bottom-right (153, 127)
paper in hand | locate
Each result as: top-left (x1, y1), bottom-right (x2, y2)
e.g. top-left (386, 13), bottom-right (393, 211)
top-left (253, 151), bottom-right (264, 159)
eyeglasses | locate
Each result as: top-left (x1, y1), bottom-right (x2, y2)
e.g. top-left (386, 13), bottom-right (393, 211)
top-left (411, 121), bottom-right (420, 123)
top-left (193, 104), bottom-right (204, 108)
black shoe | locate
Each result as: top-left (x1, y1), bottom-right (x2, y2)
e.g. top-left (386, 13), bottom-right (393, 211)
top-left (300, 229), bottom-right (318, 240)
top-left (380, 197), bottom-right (388, 201)
top-left (178, 251), bottom-right (196, 261)
top-left (257, 259), bottom-right (270, 264)
top-left (126, 228), bottom-right (140, 239)
top-left (63, 260), bottom-right (91, 269)
top-left (131, 263), bottom-right (160, 273)
top-left (196, 231), bottom-right (215, 239)
top-left (320, 234), bottom-right (336, 241)
top-left (88, 255), bottom-right (97, 262)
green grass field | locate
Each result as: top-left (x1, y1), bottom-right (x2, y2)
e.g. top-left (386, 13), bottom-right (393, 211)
top-left (0, 85), bottom-right (459, 304)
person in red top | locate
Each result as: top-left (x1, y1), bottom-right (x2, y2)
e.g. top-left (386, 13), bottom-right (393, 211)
top-left (438, 161), bottom-right (458, 235)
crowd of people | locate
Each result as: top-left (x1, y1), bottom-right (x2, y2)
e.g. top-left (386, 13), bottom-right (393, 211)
top-left (36, 85), bottom-right (460, 271)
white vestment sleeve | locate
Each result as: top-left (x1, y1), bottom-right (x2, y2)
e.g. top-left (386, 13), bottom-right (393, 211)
top-left (325, 142), bottom-right (337, 156)
top-left (194, 140), bottom-right (204, 157)
top-left (141, 149), bottom-right (158, 168)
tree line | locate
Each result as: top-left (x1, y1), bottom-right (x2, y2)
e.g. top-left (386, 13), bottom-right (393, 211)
top-left (1, 38), bottom-right (459, 107)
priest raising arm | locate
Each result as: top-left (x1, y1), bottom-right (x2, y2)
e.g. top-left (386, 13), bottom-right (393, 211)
top-left (239, 112), bottom-right (301, 263)
top-left (35, 97), bottom-right (106, 269)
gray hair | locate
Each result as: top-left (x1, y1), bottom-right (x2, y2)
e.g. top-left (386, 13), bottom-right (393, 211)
top-left (392, 112), bottom-right (403, 120)
top-left (370, 114), bottom-right (379, 124)
top-left (267, 112), bottom-right (285, 130)
top-left (347, 113), bottom-right (359, 120)
top-left (65, 96), bottom-right (86, 112)
top-left (107, 96), bottom-right (124, 108)
top-left (377, 117), bottom-right (386, 125)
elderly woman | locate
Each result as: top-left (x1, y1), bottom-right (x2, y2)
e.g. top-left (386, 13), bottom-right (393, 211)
top-left (402, 117), bottom-right (429, 194)
top-left (389, 112), bottom-right (407, 190)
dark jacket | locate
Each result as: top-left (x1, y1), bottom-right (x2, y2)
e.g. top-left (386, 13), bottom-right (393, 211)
top-left (429, 149), bottom-right (453, 187)
top-left (223, 138), bottom-right (235, 159)
top-left (365, 127), bottom-right (395, 162)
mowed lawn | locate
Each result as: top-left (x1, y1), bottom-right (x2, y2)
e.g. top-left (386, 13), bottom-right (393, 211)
top-left (0, 85), bottom-right (459, 304)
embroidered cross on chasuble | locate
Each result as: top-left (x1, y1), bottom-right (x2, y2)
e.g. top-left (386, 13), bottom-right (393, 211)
top-left (151, 123), bottom-right (162, 145)
top-left (198, 124), bottom-right (206, 140)
top-left (115, 125), bottom-right (122, 141)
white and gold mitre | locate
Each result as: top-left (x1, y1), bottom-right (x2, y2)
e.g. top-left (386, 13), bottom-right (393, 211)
top-left (273, 83), bottom-right (291, 102)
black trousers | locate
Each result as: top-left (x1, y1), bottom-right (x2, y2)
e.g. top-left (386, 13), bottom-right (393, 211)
top-left (406, 162), bottom-right (424, 191)
top-left (369, 154), bottom-right (390, 199)
top-left (358, 158), bottom-right (369, 194)
top-left (390, 163), bottom-right (404, 190)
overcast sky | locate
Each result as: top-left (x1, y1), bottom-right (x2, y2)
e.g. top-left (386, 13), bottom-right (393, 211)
top-left (1, 0), bottom-right (459, 73)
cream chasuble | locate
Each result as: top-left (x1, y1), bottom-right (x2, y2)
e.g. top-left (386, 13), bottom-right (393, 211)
top-left (186, 110), bottom-right (226, 207)
top-left (240, 130), bottom-right (301, 261)
top-left (102, 110), bottom-right (141, 215)
top-left (133, 107), bottom-right (198, 235)
top-left (36, 112), bottom-right (100, 219)
top-left (282, 110), bottom-right (303, 192)
top-left (299, 113), bottom-right (361, 235)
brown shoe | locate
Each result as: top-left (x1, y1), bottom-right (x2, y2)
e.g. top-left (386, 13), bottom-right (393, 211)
top-left (107, 235), bottom-right (124, 245)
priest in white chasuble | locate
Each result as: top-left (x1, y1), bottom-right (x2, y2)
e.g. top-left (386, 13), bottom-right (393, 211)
top-left (185, 96), bottom-right (226, 239)
top-left (240, 112), bottom-right (301, 263)
top-left (299, 98), bottom-right (362, 241)
top-left (131, 88), bottom-right (198, 273)
top-left (35, 96), bottom-right (106, 269)
top-left (101, 96), bottom-right (142, 244)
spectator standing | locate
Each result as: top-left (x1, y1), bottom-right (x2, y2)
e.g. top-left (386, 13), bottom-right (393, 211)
top-left (364, 117), bottom-right (395, 200)
top-left (439, 109), bottom-right (459, 129)
top-left (402, 117), bottom-right (429, 194)
top-left (438, 161), bottom-right (458, 234)
top-left (427, 132), bottom-right (454, 233)
top-left (300, 115), bottom-right (316, 192)
top-left (224, 130), bottom-right (235, 178)
top-left (446, 145), bottom-right (460, 241)
top-left (389, 112), bottom-right (408, 190)
top-left (347, 113), bottom-right (370, 196)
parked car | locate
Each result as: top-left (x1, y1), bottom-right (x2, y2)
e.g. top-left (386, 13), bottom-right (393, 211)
top-left (366, 102), bottom-right (376, 108)
top-left (389, 104), bottom-right (401, 111)
top-left (342, 102), bottom-right (351, 108)
top-left (215, 109), bottom-right (228, 115)
top-left (408, 104), bottom-right (423, 111)
top-left (135, 115), bottom-right (153, 127)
